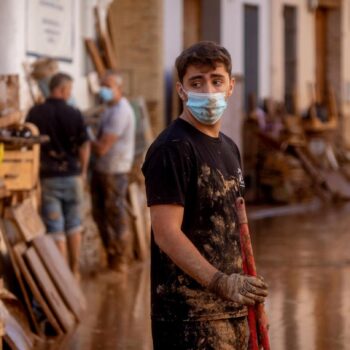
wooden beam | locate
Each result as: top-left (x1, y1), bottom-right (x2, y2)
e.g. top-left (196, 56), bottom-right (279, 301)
top-left (85, 39), bottom-right (107, 77)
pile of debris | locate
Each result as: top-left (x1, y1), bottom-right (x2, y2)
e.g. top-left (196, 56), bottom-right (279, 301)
top-left (0, 73), bottom-right (86, 348)
top-left (1, 198), bottom-right (86, 348)
top-left (243, 86), bottom-right (350, 204)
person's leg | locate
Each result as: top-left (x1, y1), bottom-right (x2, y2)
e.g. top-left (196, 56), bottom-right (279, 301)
top-left (54, 235), bottom-right (68, 261)
top-left (90, 171), bottom-right (109, 250)
top-left (63, 176), bottom-right (84, 280)
top-left (67, 230), bottom-right (82, 280)
top-left (40, 178), bottom-right (67, 261)
top-left (104, 173), bottom-right (130, 271)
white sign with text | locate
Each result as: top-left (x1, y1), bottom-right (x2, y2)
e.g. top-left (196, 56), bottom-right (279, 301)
top-left (26, 0), bottom-right (74, 61)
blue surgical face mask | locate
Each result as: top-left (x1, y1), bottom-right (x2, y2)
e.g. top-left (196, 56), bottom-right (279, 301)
top-left (183, 89), bottom-right (228, 125)
top-left (99, 86), bottom-right (114, 102)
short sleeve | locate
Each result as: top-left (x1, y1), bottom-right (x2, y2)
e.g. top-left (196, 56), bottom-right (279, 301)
top-left (142, 141), bottom-right (193, 207)
top-left (103, 106), bottom-right (129, 137)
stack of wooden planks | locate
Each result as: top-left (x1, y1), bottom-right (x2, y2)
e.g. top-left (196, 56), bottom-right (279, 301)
top-left (1, 198), bottom-right (86, 348)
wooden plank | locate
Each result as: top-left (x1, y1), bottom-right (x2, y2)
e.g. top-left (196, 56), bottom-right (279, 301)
top-left (85, 39), bottom-right (107, 77)
top-left (128, 182), bottom-right (148, 261)
top-left (10, 198), bottom-right (45, 242)
top-left (12, 243), bottom-right (62, 336)
top-left (0, 224), bottom-right (41, 336)
top-left (94, 6), bottom-right (117, 70)
top-left (32, 235), bottom-right (86, 321)
top-left (1, 301), bottom-right (34, 350)
top-left (24, 247), bottom-right (75, 333)
top-left (0, 151), bottom-right (36, 161)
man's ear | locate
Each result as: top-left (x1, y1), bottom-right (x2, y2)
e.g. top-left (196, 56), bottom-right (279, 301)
top-left (227, 77), bottom-right (235, 97)
top-left (176, 82), bottom-right (186, 101)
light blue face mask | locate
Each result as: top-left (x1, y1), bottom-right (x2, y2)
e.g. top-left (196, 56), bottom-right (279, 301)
top-left (99, 86), bottom-right (114, 102)
top-left (184, 90), bottom-right (228, 125)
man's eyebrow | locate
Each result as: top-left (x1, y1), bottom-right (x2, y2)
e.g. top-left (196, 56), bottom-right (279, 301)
top-left (188, 75), bottom-right (204, 81)
top-left (188, 73), bottom-right (226, 81)
top-left (210, 73), bottom-right (226, 78)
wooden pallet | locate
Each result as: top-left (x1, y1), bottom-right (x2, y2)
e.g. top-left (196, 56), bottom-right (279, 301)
top-left (0, 123), bottom-right (40, 191)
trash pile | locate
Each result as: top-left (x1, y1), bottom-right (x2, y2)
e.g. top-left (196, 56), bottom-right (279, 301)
top-left (243, 86), bottom-right (350, 204)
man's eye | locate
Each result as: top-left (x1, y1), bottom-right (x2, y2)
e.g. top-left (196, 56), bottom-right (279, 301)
top-left (191, 81), bottom-right (202, 88)
top-left (213, 80), bottom-right (223, 86)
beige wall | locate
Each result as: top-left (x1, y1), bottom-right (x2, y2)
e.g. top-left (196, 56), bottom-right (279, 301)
top-left (108, 0), bottom-right (165, 136)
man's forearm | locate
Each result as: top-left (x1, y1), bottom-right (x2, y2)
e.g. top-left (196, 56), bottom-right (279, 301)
top-left (155, 227), bottom-right (218, 288)
top-left (92, 133), bottom-right (118, 157)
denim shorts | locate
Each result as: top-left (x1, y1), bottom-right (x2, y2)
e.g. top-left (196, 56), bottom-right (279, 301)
top-left (41, 176), bottom-right (83, 239)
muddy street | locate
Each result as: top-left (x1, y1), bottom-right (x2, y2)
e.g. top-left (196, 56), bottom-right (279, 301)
top-left (62, 203), bottom-right (350, 350)
top-left (250, 203), bottom-right (350, 350)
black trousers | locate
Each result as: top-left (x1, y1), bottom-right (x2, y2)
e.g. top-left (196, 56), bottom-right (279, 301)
top-left (152, 317), bottom-right (249, 350)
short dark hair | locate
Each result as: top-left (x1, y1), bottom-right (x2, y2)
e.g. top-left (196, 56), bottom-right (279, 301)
top-left (175, 41), bottom-right (232, 82)
top-left (49, 72), bottom-right (73, 92)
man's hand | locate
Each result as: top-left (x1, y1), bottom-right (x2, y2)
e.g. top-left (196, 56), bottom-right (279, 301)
top-left (208, 272), bottom-right (268, 306)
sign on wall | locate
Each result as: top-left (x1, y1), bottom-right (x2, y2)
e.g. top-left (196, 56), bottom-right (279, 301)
top-left (26, 0), bottom-right (74, 62)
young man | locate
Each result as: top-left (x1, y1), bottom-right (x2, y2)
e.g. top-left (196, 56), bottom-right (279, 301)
top-left (142, 42), bottom-right (268, 349)
top-left (91, 72), bottom-right (135, 272)
top-left (27, 72), bottom-right (90, 280)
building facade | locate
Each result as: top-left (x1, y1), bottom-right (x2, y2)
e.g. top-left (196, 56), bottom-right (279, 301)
top-left (1, 0), bottom-right (350, 146)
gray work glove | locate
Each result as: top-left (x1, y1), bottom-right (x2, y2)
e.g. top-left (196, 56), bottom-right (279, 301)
top-left (208, 272), bottom-right (268, 306)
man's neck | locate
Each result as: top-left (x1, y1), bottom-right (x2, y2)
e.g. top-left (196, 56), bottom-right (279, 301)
top-left (49, 93), bottom-right (65, 100)
top-left (180, 109), bottom-right (221, 138)
top-left (109, 95), bottom-right (123, 106)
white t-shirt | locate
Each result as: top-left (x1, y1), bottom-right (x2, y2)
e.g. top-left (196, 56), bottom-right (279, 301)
top-left (95, 97), bottom-right (136, 174)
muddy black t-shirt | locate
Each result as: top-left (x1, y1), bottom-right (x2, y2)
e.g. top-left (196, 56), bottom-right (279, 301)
top-left (142, 118), bottom-right (247, 322)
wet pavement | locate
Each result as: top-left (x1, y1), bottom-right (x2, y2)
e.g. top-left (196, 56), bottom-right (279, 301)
top-left (63, 203), bottom-right (350, 350)
top-left (62, 264), bottom-right (152, 350)
top-left (250, 202), bottom-right (350, 350)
